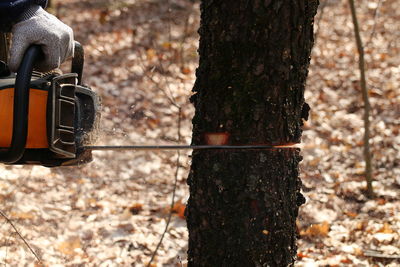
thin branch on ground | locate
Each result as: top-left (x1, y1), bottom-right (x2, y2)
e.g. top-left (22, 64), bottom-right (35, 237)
top-left (348, 0), bottom-right (374, 198)
top-left (364, 250), bottom-right (400, 259)
top-left (0, 210), bottom-right (43, 265)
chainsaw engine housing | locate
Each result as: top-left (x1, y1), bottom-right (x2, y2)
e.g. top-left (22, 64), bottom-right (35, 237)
top-left (0, 43), bottom-right (99, 167)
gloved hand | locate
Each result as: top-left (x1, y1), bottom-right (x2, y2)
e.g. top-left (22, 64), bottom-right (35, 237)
top-left (9, 5), bottom-right (74, 73)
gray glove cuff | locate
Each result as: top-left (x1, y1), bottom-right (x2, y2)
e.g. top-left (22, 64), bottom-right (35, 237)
top-left (16, 4), bottom-right (42, 22)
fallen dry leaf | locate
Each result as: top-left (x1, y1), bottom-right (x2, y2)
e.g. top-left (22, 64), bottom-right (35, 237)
top-left (171, 200), bottom-right (186, 219)
top-left (129, 203), bottom-right (144, 215)
top-left (378, 223), bottom-right (394, 234)
top-left (340, 258), bottom-right (353, 264)
top-left (297, 251), bottom-right (310, 259)
top-left (301, 221), bottom-right (330, 238)
top-left (57, 236), bottom-right (82, 256)
top-left (344, 211), bottom-right (358, 218)
top-left (181, 67), bottom-right (191, 75)
top-left (376, 198), bottom-right (387, 205)
top-left (10, 211), bottom-right (34, 220)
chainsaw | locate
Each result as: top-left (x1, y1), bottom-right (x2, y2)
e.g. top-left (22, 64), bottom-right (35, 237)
top-left (0, 38), bottom-right (297, 168)
top-left (0, 42), bottom-right (100, 167)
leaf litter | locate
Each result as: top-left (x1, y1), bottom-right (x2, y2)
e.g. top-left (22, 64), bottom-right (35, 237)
top-left (0, 0), bottom-right (399, 266)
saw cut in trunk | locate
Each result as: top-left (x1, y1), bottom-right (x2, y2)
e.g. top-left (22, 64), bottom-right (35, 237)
top-left (186, 0), bottom-right (318, 266)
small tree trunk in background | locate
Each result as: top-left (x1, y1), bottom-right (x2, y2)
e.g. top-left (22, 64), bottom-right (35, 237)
top-left (348, 0), bottom-right (374, 198)
top-left (186, 0), bottom-right (318, 266)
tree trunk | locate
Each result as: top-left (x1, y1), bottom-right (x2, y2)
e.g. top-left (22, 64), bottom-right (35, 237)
top-left (186, 1), bottom-right (318, 266)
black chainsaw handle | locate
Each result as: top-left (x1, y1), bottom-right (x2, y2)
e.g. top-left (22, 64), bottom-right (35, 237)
top-left (71, 41), bottom-right (84, 85)
top-left (0, 45), bottom-right (41, 163)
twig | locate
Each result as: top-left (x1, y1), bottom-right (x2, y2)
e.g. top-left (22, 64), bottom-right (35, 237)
top-left (1, 169), bottom-right (33, 234)
top-left (145, 3), bottom-right (185, 266)
top-left (4, 232), bottom-right (13, 267)
top-left (134, 2), bottom-right (187, 266)
top-left (146, 109), bottom-right (182, 267)
top-left (135, 4), bottom-right (189, 110)
top-left (179, 13), bottom-right (191, 69)
top-left (146, 151), bottom-right (181, 267)
top-left (0, 210), bottom-right (43, 265)
top-left (364, 250), bottom-right (400, 259)
top-left (148, 37), bottom-right (180, 108)
top-left (365, 0), bottom-right (383, 47)
top-left (313, 0), bottom-right (328, 46)
top-left (348, 0), bottom-right (374, 198)
top-left (137, 49), bottom-right (179, 109)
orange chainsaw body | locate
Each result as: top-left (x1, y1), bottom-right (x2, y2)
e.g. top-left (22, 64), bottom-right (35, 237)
top-left (0, 87), bottom-right (48, 149)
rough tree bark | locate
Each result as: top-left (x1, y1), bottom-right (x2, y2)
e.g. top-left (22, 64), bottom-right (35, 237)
top-left (186, 1), bottom-right (318, 266)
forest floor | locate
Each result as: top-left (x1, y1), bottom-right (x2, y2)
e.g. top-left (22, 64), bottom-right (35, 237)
top-left (0, 0), bottom-right (399, 266)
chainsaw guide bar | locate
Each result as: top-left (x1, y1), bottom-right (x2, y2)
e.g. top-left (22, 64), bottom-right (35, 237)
top-left (85, 145), bottom-right (298, 151)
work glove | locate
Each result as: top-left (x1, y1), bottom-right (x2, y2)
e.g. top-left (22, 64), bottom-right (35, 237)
top-left (9, 5), bottom-right (74, 72)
